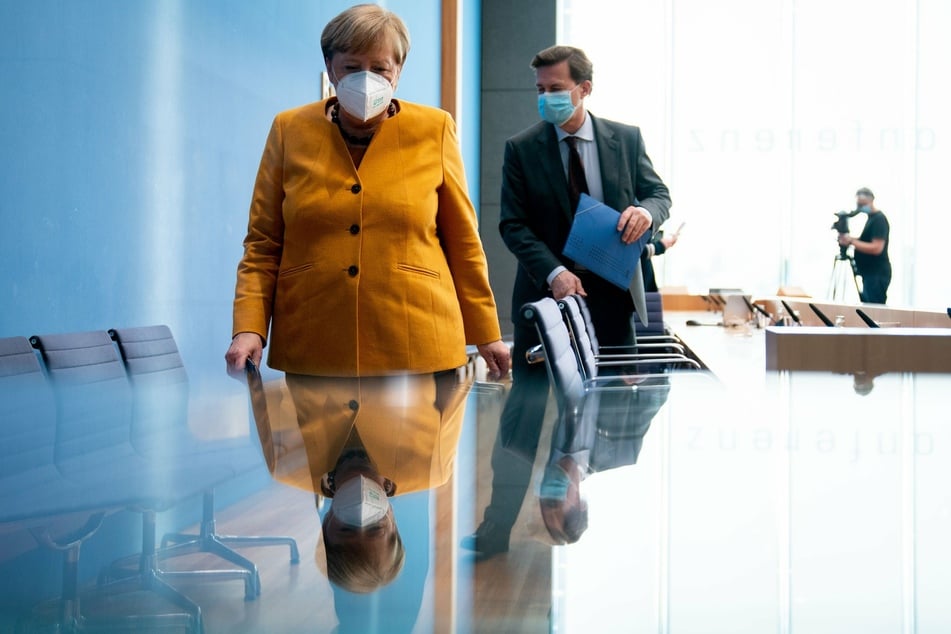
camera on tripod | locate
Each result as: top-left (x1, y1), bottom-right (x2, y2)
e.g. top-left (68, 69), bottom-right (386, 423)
top-left (831, 209), bottom-right (861, 258)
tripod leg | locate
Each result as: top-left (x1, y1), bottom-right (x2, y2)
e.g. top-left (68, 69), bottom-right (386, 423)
top-left (828, 257), bottom-right (841, 300)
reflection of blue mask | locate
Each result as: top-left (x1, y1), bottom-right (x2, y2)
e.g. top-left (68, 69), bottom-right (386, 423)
top-left (858, 205), bottom-right (872, 214)
top-left (540, 463), bottom-right (571, 500)
top-left (538, 89), bottom-right (578, 126)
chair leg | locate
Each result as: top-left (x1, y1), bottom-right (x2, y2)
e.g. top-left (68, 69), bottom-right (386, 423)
top-left (24, 513), bottom-right (104, 633)
top-left (91, 510), bottom-right (203, 633)
top-left (162, 490), bottom-right (301, 565)
top-left (108, 489), bottom-right (298, 601)
top-left (157, 537), bottom-right (260, 600)
top-left (27, 511), bottom-right (203, 634)
top-left (101, 503), bottom-right (259, 601)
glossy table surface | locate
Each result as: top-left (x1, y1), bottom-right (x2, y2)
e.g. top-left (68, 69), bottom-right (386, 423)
top-left (3, 326), bottom-right (950, 633)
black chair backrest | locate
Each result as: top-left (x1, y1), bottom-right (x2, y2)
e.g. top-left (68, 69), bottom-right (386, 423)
top-left (110, 326), bottom-right (189, 453)
top-left (523, 299), bottom-right (590, 435)
top-left (569, 294), bottom-right (601, 355)
top-left (0, 337), bottom-right (57, 482)
top-left (634, 292), bottom-right (665, 337)
top-left (30, 330), bottom-right (134, 471)
top-left (558, 296), bottom-right (598, 381)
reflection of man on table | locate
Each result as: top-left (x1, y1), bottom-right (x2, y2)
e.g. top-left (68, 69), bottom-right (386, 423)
top-left (464, 44), bottom-right (671, 559)
top-left (539, 376), bottom-right (670, 545)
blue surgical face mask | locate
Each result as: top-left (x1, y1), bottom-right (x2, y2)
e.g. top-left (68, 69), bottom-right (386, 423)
top-left (538, 86), bottom-right (580, 126)
top-left (858, 204), bottom-right (872, 214)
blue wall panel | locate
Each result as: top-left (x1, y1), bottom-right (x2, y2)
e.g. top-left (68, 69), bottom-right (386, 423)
top-left (0, 0), bottom-right (443, 386)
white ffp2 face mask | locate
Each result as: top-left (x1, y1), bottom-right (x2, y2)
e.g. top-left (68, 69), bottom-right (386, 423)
top-left (331, 475), bottom-right (390, 527)
top-left (335, 70), bottom-right (394, 121)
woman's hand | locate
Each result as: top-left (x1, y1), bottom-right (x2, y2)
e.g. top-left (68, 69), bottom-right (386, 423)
top-left (477, 340), bottom-right (511, 381)
top-left (225, 332), bottom-right (264, 380)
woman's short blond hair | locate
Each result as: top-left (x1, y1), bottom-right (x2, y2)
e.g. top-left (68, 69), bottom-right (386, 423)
top-left (321, 4), bottom-right (411, 66)
top-left (322, 515), bottom-right (405, 593)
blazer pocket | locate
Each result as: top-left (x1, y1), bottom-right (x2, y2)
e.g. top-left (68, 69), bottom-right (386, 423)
top-left (396, 263), bottom-right (441, 279)
top-left (278, 262), bottom-right (315, 278)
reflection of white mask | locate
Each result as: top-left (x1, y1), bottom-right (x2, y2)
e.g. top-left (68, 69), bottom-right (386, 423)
top-left (331, 475), bottom-right (390, 527)
top-left (335, 70), bottom-right (394, 121)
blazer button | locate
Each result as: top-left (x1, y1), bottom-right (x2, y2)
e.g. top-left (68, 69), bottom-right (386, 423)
top-left (348, 399), bottom-right (359, 411)
top-left (350, 183), bottom-right (362, 194)
top-left (349, 224), bottom-right (360, 235)
top-left (348, 265), bottom-right (359, 277)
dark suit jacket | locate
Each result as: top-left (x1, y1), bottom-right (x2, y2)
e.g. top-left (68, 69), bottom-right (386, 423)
top-left (499, 114), bottom-right (672, 323)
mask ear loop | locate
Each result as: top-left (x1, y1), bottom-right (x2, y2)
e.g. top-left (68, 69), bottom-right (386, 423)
top-left (323, 472), bottom-right (396, 497)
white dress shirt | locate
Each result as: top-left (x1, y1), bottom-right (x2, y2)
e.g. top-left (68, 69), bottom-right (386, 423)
top-left (547, 111), bottom-right (604, 287)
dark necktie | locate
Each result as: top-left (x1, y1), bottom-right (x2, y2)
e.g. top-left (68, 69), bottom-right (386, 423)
top-left (564, 136), bottom-right (589, 213)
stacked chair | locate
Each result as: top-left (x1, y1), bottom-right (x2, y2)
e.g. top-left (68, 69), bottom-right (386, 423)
top-left (521, 295), bottom-right (706, 468)
top-left (527, 298), bottom-right (676, 545)
top-left (557, 294), bottom-right (698, 378)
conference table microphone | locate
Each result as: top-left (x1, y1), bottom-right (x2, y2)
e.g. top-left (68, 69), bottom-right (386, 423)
top-left (856, 308), bottom-right (880, 328)
top-left (780, 300), bottom-right (802, 325)
top-left (808, 303), bottom-right (836, 327)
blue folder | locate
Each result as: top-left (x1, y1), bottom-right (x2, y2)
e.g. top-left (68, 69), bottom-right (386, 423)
top-left (562, 193), bottom-right (651, 290)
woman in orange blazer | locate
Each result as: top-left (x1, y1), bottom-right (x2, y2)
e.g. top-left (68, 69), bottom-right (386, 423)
top-left (225, 4), bottom-right (509, 379)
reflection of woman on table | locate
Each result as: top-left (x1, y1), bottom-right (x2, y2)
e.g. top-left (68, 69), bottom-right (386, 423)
top-left (251, 371), bottom-right (472, 592)
top-left (225, 3), bottom-right (509, 380)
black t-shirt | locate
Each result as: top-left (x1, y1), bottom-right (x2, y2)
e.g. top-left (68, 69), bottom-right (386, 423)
top-left (854, 210), bottom-right (890, 275)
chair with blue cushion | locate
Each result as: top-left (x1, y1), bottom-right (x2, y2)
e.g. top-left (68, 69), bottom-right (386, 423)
top-left (108, 325), bottom-right (299, 598)
top-left (30, 329), bottom-right (213, 634)
top-left (0, 336), bottom-right (112, 633)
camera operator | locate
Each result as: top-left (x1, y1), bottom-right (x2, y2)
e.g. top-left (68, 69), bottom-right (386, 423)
top-left (837, 187), bottom-right (891, 304)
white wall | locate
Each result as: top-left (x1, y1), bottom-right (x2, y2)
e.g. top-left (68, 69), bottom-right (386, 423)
top-left (561, 0), bottom-right (951, 309)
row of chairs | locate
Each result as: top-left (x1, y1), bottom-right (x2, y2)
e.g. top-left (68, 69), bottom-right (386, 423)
top-left (0, 326), bottom-right (298, 633)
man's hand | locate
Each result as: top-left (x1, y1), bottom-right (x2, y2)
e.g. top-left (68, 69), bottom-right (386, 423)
top-left (477, 340), bottom-right (511, 381)
top-left (550, 270), bottom-right (587, 300)
top-left (225, 332), bottom-right (264, 380)
top-left (660, 233), bottom-right (679, 250)
top-left (837, 233), bottom-right (852, 247)
top-left (617, 206), bottom-right (652, 244)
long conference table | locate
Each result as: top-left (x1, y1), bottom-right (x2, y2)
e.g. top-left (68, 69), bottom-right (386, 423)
top-left (546, 297), bottom-right (951, 633)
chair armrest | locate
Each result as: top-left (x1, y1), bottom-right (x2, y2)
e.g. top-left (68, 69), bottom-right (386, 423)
top-left (526, 344), bottom-right (546, 364)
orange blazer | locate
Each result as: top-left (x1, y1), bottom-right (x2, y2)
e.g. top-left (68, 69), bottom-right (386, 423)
top-left (232, 99), bottom-right (501, 376)
top-left (254, 374), bottom-right (472, 496)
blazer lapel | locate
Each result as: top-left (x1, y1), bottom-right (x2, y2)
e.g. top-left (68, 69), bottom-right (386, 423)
top-left (535, 124), bottom-right (573, 221)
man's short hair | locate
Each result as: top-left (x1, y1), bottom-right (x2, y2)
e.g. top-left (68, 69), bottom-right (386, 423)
top-left (856, 187), bottom-right (875, 199)
top-left (530, 45), bottom-right (593, 84)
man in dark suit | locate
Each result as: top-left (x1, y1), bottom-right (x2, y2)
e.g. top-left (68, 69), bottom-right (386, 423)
top-left (463, 45), bottom-right (671, 557)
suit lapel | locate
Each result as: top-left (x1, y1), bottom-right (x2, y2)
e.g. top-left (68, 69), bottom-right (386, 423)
top-left (535, 124), bottom-right (573, 221)
top-left (592, 115), bottom-right (622, 211)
